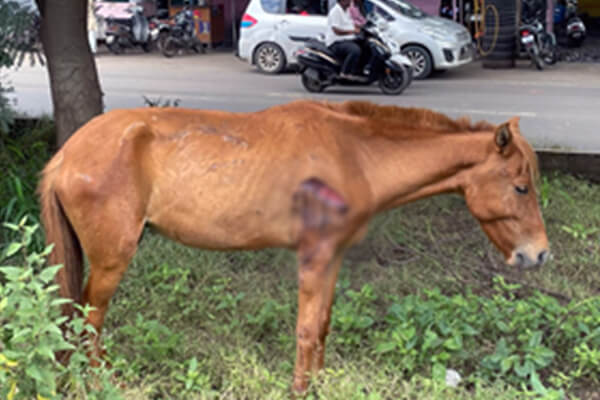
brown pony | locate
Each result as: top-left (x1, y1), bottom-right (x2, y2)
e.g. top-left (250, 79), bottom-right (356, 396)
top-left (38, 100), bottom-right (549, 393)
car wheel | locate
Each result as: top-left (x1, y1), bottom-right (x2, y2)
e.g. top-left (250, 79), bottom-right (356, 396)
top-left (402, 45), bottom-right (433, 80)
top-left (254, 42), bottom-right (286, 74)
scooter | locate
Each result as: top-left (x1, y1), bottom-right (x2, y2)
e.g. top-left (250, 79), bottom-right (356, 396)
top-left (554, 0), bottom-right (586, 47)
top-left (105, 5), bottom-right (152, 54)
top-left (296, 16), bottom-right (413, 95)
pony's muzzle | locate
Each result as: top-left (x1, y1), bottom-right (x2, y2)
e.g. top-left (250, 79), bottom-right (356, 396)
top-left (509, 247), bottom-right (550, 269)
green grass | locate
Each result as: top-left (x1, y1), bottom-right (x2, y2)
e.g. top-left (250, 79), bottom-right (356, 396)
top-left (1, 123), bottom-right (599, 399)
top-left (0, 118), bottom-right (55, 250)
top-left (96, 173), bottom-right (599, 399)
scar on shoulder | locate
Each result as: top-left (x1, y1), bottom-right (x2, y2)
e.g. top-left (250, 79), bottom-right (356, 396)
top-left (292, 177), bottom-right (349, 231)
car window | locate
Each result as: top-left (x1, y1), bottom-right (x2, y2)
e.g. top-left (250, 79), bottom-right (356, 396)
top-left (377, 0), bottom-right (427, 19)
top-left (261, 0), bottom-right (284, 13)
top-left (285, 0), bottom-right (328, 15)
top-left (365, 0), bottom-right (394, 21)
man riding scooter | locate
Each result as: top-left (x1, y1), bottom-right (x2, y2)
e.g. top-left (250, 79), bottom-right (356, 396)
top-left (326, 0), bottom-right (364, 81)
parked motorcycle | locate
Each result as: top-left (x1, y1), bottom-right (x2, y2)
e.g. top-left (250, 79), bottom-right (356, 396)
top-left (161, 8), bottom-right (206, 58)
top-left (519, 0), bottom-right (557, 70)
top-left (148, 17), bottom-right (171, 52)
top-left (519, 19), bottom-right (557, 70)
top-left (105, 5), bottom-right (152, 54)
top-left (554, 0), bottom-right (586, 47)
top-left (296, 17), bottom-right (413, 95)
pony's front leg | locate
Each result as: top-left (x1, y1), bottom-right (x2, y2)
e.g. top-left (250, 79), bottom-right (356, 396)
top-left (290, 177), bottom-right (351, 394)
top-left (292, 244), bottom-right (339, 394)
top-left (312, 254), bottom-right (344, 373)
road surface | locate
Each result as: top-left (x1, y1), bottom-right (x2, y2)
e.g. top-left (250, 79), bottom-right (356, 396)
top-left (5, 51), bottom-right (600, 153)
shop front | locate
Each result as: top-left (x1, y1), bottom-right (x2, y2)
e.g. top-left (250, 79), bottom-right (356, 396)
top-left (96, 0), bottom-right (229, 46)
top-left (155, 0), bottom-right (226, 47)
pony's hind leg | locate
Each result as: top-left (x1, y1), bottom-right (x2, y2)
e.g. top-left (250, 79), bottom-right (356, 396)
top-left (80, 222), bottom-right (145, 363)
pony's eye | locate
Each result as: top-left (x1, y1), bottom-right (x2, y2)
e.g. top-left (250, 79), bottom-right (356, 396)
top-left (515, 185), bottom-right (529, 195)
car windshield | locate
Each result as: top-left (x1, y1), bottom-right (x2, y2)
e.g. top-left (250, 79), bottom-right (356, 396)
top-left (376, 0), bottom-right (427, 19)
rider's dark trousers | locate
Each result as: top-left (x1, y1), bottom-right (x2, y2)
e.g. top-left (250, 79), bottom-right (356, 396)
top-left (330, 40), bottom-right (361, 75)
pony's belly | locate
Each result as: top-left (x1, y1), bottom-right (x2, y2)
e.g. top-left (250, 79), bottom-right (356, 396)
top-left (146, 205), bottom-right (297, 250)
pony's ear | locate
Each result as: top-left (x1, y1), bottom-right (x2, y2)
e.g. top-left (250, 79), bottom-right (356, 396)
top-left (508, 116), bottom-right (521, 135)
top-left (495, 123), bottom-right (512, 152)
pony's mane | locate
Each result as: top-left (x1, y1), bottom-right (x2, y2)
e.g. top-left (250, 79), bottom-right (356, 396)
top-left (513, 128), bottom-right (541, 186)
top-left (320, 100), bottom-right (540, 185)
top-left (331, 101), bottom-right (496, 133)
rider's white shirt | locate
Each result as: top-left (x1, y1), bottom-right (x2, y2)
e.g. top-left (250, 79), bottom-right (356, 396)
top-left (326, 3), bottom-right (356, 46)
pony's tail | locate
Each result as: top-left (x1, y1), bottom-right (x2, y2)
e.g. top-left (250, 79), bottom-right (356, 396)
top-left (38, 161), bottom-right (83, 316)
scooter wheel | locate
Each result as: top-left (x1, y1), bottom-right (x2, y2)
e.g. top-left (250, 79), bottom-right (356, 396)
top-left (567, 36), bottom-right (584, 48)
top-left (379, 65), bottom-right (410, 95)
top-left (301, 69), bottom-right (325, 93)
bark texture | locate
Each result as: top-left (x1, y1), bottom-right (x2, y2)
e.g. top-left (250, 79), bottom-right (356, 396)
top-left (35, 0), bottom-right (103, 147)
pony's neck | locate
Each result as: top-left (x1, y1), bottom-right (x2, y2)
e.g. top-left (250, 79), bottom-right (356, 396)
top-left (358, 131), bottom-right (492, 212)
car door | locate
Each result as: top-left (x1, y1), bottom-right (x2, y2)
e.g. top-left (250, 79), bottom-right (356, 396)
top-left (271, 0), bottom-right (329, 62)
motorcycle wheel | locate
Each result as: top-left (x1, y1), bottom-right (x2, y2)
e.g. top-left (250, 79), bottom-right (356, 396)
top-left (542, 50), bottom-right (557, 65)
top-left (157, 31), bottom-right (169, 52)
top-left (378, 65), bottom-right (410, 95)
top-left (161, 37), bottom-right (178, 58)
top-left (539, 37), bottom-right (557, 65)
top-left (527, 47), bottom-right (544, 70)
top-left (142, 42), bottom-right (152, 53)
top-left (301, 69), bottom-right (325, 93)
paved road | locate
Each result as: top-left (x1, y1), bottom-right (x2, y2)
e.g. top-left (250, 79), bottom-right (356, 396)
top-left (5, 51), bottom-right (600, 153)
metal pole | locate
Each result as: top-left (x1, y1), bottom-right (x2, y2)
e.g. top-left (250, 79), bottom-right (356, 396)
top-left (452, 0), bottom-right (457, 21)
top-left (231, 0), bottom-right (237, 47)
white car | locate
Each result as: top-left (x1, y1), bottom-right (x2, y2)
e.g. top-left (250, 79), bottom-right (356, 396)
top-left (237, 0), bottom-right (473, 79)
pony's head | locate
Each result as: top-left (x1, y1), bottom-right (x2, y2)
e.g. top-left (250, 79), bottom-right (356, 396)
top-left (462, 117), bottom-right (549, 269)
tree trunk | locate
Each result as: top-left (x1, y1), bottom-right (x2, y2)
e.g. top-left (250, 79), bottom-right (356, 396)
top-left (35, 0), bottom-right (103, 147)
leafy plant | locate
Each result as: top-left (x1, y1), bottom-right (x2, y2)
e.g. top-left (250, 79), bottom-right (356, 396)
top-left (173, 357), bottom-right (215, 395)
top-left (0, 219), bottom-right (121, 399)
top-left (117, 314), bottom-right (182, 371)
top-left (560, 223), bottom-right (599, 240)
top-left (142, 96), bottom-right (181, 108)
top-left (246, 298), bottom-right (292, 339)
top-left (0, 119), bottom-right (54, 251)
top-left (332, 283), bottom-right (377, 347)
